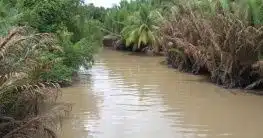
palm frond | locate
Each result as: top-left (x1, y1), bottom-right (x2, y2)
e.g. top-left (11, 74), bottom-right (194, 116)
top-left (138, 29), bottom-right (148, 48)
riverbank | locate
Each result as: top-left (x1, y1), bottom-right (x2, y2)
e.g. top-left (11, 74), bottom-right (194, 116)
top-left (103, 33), bottom-right (263, 91)
top-left (103, 46), bottom-right (263, 94)
top-left (100, 0), bottom-right (263, 90)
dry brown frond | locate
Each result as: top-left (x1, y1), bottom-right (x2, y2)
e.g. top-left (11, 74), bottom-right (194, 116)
top-left (0, 27), bottom-right (68, 138)
top-left (161, 6), bottom-right (263, 89)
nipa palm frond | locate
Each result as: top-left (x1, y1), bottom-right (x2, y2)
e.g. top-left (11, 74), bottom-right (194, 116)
top-left (126, 28), bottom-right (139, 47)
top-left (138, 29), bottom-right (148, 48)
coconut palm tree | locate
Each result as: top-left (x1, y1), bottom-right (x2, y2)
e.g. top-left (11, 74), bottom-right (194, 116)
top-left (121, 4), bottom-right (164, 52)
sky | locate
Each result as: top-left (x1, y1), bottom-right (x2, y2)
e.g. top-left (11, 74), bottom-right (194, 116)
top-left (85, 0), bottom-right (121, 8)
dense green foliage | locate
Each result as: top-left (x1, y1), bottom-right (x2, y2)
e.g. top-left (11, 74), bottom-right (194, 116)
top-left (0, 0), bottom-right (104, 86)
top-left (0, 0), bottom-right (104, 137)
top-left (104, 0), bottom-right (163, 52)
top-left (20, 0), bottom-right (102, 84)
top-left (102, 0), bottom-right (263, 51)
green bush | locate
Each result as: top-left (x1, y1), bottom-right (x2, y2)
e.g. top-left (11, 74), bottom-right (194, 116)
top-left (40, 62), bottom-right (74, 85)
top-left (12, 0), bottom-right (104, 84)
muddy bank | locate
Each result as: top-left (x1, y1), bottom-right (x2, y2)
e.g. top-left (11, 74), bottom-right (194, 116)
top-left (103, 36), bottom-right (164, 56)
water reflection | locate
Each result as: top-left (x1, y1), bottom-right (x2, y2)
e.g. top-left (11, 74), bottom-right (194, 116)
top-left (59, 49), bottom-right (263, 138)
top-left (59, 83), bottom-right (101, 138)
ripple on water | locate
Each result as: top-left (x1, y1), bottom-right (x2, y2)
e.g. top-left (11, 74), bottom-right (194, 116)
top-left (60, 50), bottom-right (263, 138)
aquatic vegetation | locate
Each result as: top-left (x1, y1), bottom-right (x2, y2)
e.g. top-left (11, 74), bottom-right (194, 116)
top-left (120, 4), bottom-right (162, 52)
top-left (0, 27), bottom-right (70, 138)
top-left (160, 0), bottom-right (263, 89)
top-left (102, 0), bottom-right (263, 89)
top-left (3, 0), bottom-right (263, 136)
top-left (103, 0), bottom-right (164, 54)
top-left (0, 0), bottom-right (103, 137)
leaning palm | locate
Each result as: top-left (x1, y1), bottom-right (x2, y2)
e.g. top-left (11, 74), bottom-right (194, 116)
top-left (121, 4), bottom-right (164, 52)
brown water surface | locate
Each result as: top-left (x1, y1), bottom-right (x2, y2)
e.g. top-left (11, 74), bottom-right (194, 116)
top-left (59, 49), bottom-right (263, 138)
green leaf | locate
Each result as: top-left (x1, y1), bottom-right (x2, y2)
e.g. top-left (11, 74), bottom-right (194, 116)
top-left (220, 0), bottom-right (230, 11)
top-left (138, 29), bottom-right (148, 48)
top-left (147, 30), bottom-right (156, 45)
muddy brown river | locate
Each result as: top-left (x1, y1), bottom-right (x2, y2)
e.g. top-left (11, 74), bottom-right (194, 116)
top-left (59, 49), bottom-right (263, 138)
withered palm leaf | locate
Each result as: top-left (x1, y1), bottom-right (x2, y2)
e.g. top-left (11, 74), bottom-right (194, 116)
top-left (0, 27), bottom-right (68, 138)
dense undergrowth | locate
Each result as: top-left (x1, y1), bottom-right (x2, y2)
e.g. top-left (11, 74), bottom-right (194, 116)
top-left (0, 0), bottom-right (103, 137)
top-left (159, 0), bottom-right (263, 89)
top-left (3, 0), bottom-right (263, 137)
top-left (101, 0), bottom-right (263, 89)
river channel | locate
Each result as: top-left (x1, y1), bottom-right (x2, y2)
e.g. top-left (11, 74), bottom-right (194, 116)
top-left (59, 49), bottom-right (263, 138)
